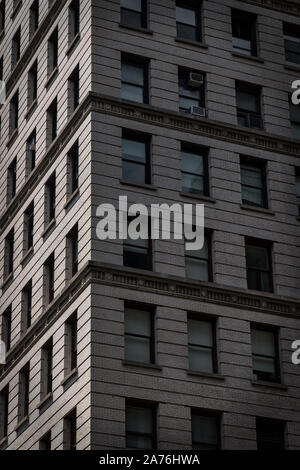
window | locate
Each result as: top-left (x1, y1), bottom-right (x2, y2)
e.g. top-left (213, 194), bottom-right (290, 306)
top-left (44, 172), bottom-right (56, 225)
top-left (120, 0), bottom-right (147, 29)
top-left (121, 55), bottom-right (148, 104)
top-left (185, 233), bottom-right (211, 282)
top-left (284, 23), bottom-right (300, 65)
top-left (0, 0), bottom-right (5, 32)
top-left (181, 144), bottom-right (208, 196)
top-left (65, 312), bottom-right (77, 375)
top-left (11, 26), bottom-right (21, 69)
top-left (39, 431), bottom-right (51, 450)
top-left (66, 224), bottom-right (78, 278)
top-left (245, 239), bottom-right (272, 292)
top-left (7, 157), bottom-right (17, 202)
top-left (176, 1), bottom-right (201, 42)
top-left (123, 218), bottom-right (152, 270)
top-left (21, 280), bottom-right (32, 333)
top-left (256, 418), bottom-right (285, 450)
top-left (191, 411), bottom-right (220, 450)
top-left (48, 27), bottom-right (58, 76)
top-left (4, 229), bottom-right (14, 279)
top-left (18, 363), bottom-right (30, 421)
top-left (188, 317), bottom-right (216, 373)
top-left (178, 68), bottom-right (205, 114)
top-left (68, 65), bottom-right (79, 115)
top-left (9, 90), bottom-right (19, 134)
top-left (29, 0), bottom-right (39, 40)
top-left (26, 130), bottom-right (36, 176)
top-left (67, 141), bottom-right (79, 196)
top-left (296, 168), bottom-right (300, 216)
top-left (0, 56), bottom-right (3, 81)
top-left (236, 82), bottom-right (262, 129)
top-left (232, 9), bottom-right (257, 56)
top-left (63, 408), bottom-right (76, 450)
top-left (41, 338), bottom-right (53, 397)
top-left (290, 100), bottom-right (300, 140)
top-left (69, 0), bottom-right (80, 44)
top-left (46, 97), bottom-right (57, 146)
top-left (251, 327), bottom-right (279, 382)
top-left (0, 385), bottom-right (9, 441)
top-left (240, 157), bottom-right (267, 208)
top-left (1, 305), bottom-right (12, 353)
top-left (24, 202), bottom-right (34, 252)
top-left (44, 253), bottom-right (55, 306)
top-left (28, 59), bottom-right (38, 107)
top-left (126, 401), bottom-right (156, 449)
top-left (125, 305), bottom-right (154, 363)
top-left (122, 131), bottom-right (151, 184)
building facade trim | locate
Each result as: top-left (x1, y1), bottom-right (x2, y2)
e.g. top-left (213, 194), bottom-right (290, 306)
top-left (239, 0), bottom-right (300, 16)
top-left (2, 92), bottom-right (300, 235)
top-left (1, 261), bottom-right (299, 381)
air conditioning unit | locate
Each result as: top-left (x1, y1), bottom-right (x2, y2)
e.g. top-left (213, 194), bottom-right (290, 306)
top-left (189, 106), bottom-right (206, 117)
top-left (188, 72), bottom-right (204, 87)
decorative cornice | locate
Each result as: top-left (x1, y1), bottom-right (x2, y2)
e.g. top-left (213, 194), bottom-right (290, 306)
top-left (5, 0), bottom-right (64, 98)
top-left (2, 92), bottom-right (300, 234)
top-left (239, 0), bottom-right (300, 16)
top-left (0, 261), bottom-right (299, 381)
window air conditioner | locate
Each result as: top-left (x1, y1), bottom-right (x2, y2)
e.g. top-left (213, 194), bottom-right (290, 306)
top-left (188, 72), bottom-right (204, 87)
top-left (189, 106), bottom-right (206, 117)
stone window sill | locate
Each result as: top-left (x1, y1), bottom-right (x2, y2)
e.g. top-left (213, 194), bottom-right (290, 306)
top-left (7, 128), bottom-right (18, 148)
top-left (119, 23), bottom-right (153, 35)
top-left (42, 218), bottom-right (56, 239)
top-left (231, 51), bottom-right (264, 63)
top-left (20, 246), bottom-right (34, 266)
top-left (120, 179), bottom-right (157, 191)
top-left (1, 272), bottom-right (13, 290)
top-left (38, 392), bottom-right (53, 410)
top-left (187, 369), bottom-right (225, 380)
top-left (66, 32), bottom-right (81, 56)
top-left (180, 191), bottom-right (216, 203)
top-left (45, 66), bottom-right (59, 89)
top-left (25, 98), bottom-right (38, 120)
top-left (14, 415), bottom-right (29, 433)
top-left (122, 360), bottom-right (162, 371)
top-left (175, 37), bottom-right (208, 49)
top-left (64, 188), bottom-right (80, 210)
top-left (11, 0), bottom-right (22, 20)
top-left (240, 204), bottom-right (275, 216)
top-left (251, 380), bottom-right (288, 391)
top-left (61, 368), bottom-right (78, 386)
top-left (284, 62), bottom-right (300, 73)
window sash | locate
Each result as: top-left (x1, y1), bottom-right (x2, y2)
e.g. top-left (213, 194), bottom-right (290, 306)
top-left (192, 414), bottom-right (219, 450)
top-left (126, 404), bottom-right (154, 449)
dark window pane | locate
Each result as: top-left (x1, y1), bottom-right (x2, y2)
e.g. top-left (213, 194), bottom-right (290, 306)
top-left (256, 419), bottom-right (285, 450)
top-left (192, 414), bottom-right (219, 450)
top-left (126, 404), bottom-right (154, 449)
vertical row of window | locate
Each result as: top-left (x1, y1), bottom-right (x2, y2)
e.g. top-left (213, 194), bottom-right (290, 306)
top-left (123, 304), bottom-right (281, 384)
top-left (0, 312), bottom-right (78, 448)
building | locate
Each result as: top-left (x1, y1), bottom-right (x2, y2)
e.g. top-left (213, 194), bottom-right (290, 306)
top-left (0, 0), bottom-right (300, 450)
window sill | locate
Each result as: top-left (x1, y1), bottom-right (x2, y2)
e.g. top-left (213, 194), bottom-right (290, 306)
top-left (11, 0), bottom-right (22, 19)
top-left (45, 66), bottom-right (59, 89)
top-left (284, 62), bottom-right (300, 73)
top-left (1, 272), bottom-right (13, 291)
top-left (119, 23), bottom-right (153, 35)
top-left (180, 192), bottom-right (216, 203)
top-left (37, 392), bottom-right (53, 410)
top-left (66, 32), bottom-right (81, 56)
top-left (251, 380), bottom-right (287, 391)
top-left (20, 246), bottom-right (34, 266)
top-left (64, 188), bottom-right (80, 210)
top-left (42, 218), bottom-right (56, 239)
top-left (120, 179), bottom-right (157, 191)
top-left (61, 368), bottom-right (78, 386)
top-left (240, 204), bottom-right (275, 216)
top-left (25, 98), bottom-right (38, 120)
top-left (14, 415), bottom-right (29, 433)
top-left (7, 128), bottom-right (19, 148)
top-left (0, 436), bottom-right (8, 449)
top-left (187, 370), bottom-right (225, 380)
top-left (231, 51), bottom-right (264, 63)
top-left (175, 37), bottom-right (208, 49)
top-left (122, 360), bottom-right (162, 371)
